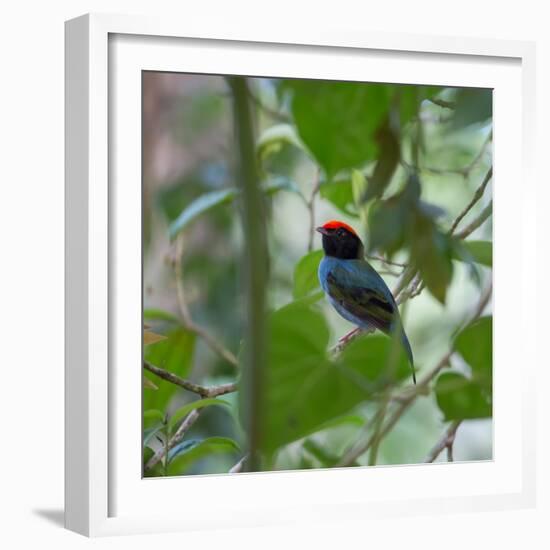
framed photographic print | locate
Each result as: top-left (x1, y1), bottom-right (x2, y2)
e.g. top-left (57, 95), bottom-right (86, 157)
top-left (65, 13), bottom-right (536, 536)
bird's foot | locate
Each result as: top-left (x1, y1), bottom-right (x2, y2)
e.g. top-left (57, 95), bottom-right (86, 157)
top-left (338, 327), bottom-right (362, 345)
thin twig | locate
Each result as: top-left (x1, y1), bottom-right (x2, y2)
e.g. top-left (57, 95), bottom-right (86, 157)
top-left (336, 350), bottom-right (453, 467)
top-left (449, 167), bottom-right (493, 235)
top-left (455, 201), bottom-right (493, 239)
top-left (173, 235), bottom-right (239, 368)
top-left (145, 409), bottom-right (201, 471)
top-left (336, 283), bottom-right (492, 468)
top-left (406, 130), bottom-right (492, 178)
top-left (143, 362), bottom-right (238, 398)
top-left (366, 255), bottom-right (409, 268)
top-left (424, 420), bottom-right (462, 463)
top-left (229, 455), bottom-right (248, 473)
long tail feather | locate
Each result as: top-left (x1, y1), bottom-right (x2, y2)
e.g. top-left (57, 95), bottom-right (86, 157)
top-left (400, 330), bottom-right (416, 384)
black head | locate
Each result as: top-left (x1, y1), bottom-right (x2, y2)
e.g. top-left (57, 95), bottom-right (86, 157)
top-left (316, 221), bottom-right (364, 260)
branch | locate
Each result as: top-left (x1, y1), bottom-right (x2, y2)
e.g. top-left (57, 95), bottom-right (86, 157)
top-left (228, 76), bottom-right (268, 472)
top-left (424, 420), bottom-right (462, 463)
top-left (449, 167), bottom-right (492, 235)
top-left (143, 361), bottom-right (237, 397)
top-left (336, 282), bottom-right (492, 467)
top-left (366, 255), bottom-right (409, 269)
top-left (145, 408), bottom-right (201, 471)
top-left (455, 200), bottom-right (492, 239)
top-left (173, 235), bottom-right (239, 368)
top-left (407, 130), bottom-right (491, 178)
top-left (336, 350), bottom-right (453, 467)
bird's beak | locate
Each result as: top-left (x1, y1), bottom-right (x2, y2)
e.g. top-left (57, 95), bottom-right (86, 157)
top-left (316, 226), bottom-right (329, 235)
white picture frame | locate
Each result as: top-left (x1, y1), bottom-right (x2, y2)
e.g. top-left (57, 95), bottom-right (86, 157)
top-left (65, 13), bottom-right (537, 537)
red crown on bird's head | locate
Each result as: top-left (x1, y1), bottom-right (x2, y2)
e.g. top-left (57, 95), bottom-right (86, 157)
top-left (319, 220), bottom-right (358, 236)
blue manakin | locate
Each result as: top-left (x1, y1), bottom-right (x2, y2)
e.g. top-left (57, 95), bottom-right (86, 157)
top-left (317, 220), bottom-right (416, 384)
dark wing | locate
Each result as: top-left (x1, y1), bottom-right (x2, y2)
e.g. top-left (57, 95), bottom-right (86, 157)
top-left (325, 263), bottom-right (397, 334)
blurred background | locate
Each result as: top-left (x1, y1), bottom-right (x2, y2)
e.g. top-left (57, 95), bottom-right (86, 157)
top-left (142, 72), bottom-right (492, 476)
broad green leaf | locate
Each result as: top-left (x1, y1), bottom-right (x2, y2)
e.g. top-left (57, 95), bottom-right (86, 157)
top-left (143, 376), bottom-right (158, 391)
top-left (293, 250), bottom-right (324, 299)
top-left (319, 179), bottom-right (358, 217)
top-left (286, 80), bottom-right (391, 177)
top-left (317, 414), bottom-right (365, 432)
top-left (367, 175), bottom-right (419, 255)
top-left (143, 423), bottom-right (166, 449)
top-left (411, 213), bottom-right (453, 304)
top-left (168, 398), bottom-right (231, 431)
top-left (399, 85), bottom-right (444, 126)
top-left (169, 188), bottom-right (239, 240)
top-left (167, 439), bottom-right (200, 461)
top-left (303, 439), bottom-right (346, 467)
top-left (351, 170), bottom-right (369, 227)
top-left (455, 316), bottom-right (492, 388)
top-left (351, 169), bottom-right (368, 205)
top-left (255, 302), bottom-right (411, 455)
top-left (143, 308), bottom-right (180, 323)
top-left (143, 409), bottom-right (165, 426)
top-left (453, 88), bottom-right (492, 129)
top-left (362, 123), bottom-right (400, 202)
top-left (143, 330), bottom-right (168, 345)
top-left (458, 240), bottom-right (492, 267)
top-left (262, 176), bottom-right (304, 199)
top-left (167, 437), bottom-right (240, 475)
top-left (143, 328), bottom-right (196, 413)
top-left (337, 334), bottom-right (412, 386)
top-left (435, 372), bottom-right (492, 420)
top-left (256, 123), bottom-right (304, 162)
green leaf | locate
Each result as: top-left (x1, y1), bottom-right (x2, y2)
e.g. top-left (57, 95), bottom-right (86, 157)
top-left (256, 302), bottom-right (411, 455)
top-left (316, 414), bottom-right (365, 432)
top-left (303, 439), bottom-right (351, 467)
top-left (399, 85), bottom-right (444, 126)
top-left (367, 175), bottom-right (419, 255)
top-left (143, 308), bottom-right (180, 323)
top-left (351, 169), bottom-right (368, 205)
top-left (143, 424), bottom-right (166, 449)
top-left (411, 213), bottom-right (453, 304)
top-left (455, 316), bottom-right (492, 388)
top-left (167, 437), bottom-right (240, 475)
top-left (143, 409), bottom-right (165, 426)
top-left (319, 179), bottom-right (358, 217)
top-left (293, 250), bottom-right (324, 299)
top-left (169, 188), bottom-right (239, 240)
top-left (143, 328), bottom-right (196, 413)
top-left (168, 398), bottom-right (231, 431)
top-left (256, 123), bottom-right (304, 161)
top-left (362, 123), bottom-right (400, 202)
top-left (435, 372), bottom-right (491, 420)
top-left (143, 331), bottom-right (168, 345)
top-left (286, 80), bottom-right (391, 177)
top-left (143, 376), bottom-right (158, 391)
top-left (453, 88), bottom-right (492, 129)
top-left (262, 176), bottom-right (304, 199)
top-left (458, 240), bottom-right (492, 267)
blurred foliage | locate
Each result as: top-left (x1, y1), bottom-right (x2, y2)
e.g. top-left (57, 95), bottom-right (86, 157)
top-left (142, 74), bottom-right (493, 476)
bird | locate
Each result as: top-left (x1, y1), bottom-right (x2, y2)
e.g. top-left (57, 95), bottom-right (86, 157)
top-left (316, 220), bottom-right (416, 384)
